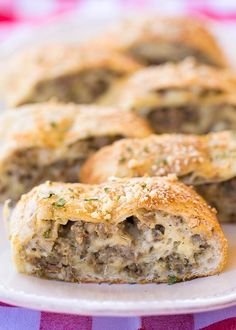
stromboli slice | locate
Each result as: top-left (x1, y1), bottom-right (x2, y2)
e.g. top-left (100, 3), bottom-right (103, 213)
top-left (81, 131), bottom-right (236, 223)
top-left (0, 45), bottom-right (141, 107)
top-left (90, 16), bottom-right (227, 67)
top-left (113, 59), bottom-right (236, 134)
top-left (0, 102), bottom-right (152, 201)
top-left (9, 177), bottom-right (227, 284)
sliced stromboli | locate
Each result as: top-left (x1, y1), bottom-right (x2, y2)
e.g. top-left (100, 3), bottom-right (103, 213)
top-left (114, 59), bottom-right (236, 134)
top-left (0, 45), bottom-right (141, 107)
top-left (90, 16), bottom-right (227, 67)
top-left (81, 131), bottom-right (236, 223)
top-left (0, 102), bottom-right (152, 201)
top-left (9, 177), bottom-right (227, 284)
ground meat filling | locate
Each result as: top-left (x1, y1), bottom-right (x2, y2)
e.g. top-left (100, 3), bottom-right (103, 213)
top-left (29, 69), bottom-right (122, 105)
top-left (23, 212), bottom-right (213, 283)
top-left (0, 135), bottom-right (122, 200)
top-left (196, 177), bottom-right (236, 223)
top-left (147, 105), bottom-right (200, 134)
top-left (128, 42), bottom-right (220, 66)
top-left (146, 103), bottom-right (236, 134)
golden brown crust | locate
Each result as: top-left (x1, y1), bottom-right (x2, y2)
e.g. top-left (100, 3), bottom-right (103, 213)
top-left (0, 101), bottom-right (152, 165)
top-left (89, 16), bottom-right (227, 67)
top-left (0, 44), bottom-right (141, 106)
top-left (115, 59), bottom-right (236, 110)
top-left (10, 176), bottom-right (227, 279)
top-left (80, 131), bottom-right (236, 185)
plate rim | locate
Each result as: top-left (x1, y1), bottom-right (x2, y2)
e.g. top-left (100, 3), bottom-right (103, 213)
top-left (1, 220), bottom-right (236, 316)
top-left (1, 272), bottom-right (236, 316)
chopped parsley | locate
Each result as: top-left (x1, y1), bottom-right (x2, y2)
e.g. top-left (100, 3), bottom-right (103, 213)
top-left (156, 158), bottom-right (168, 166)
top-left (84, 197), bottom-right (99, 202)
top-left (119, 156), bottom-right (126, 163)
top-left (53, 198), bottom-right (66, 207)
top-left (126, 146), bottom-right (133, 152)
top-left (50, 121), bottom-right (57, 128)
top-left (115, 195), bottom-right (121, 201)
top-left (104, 187), bottom-right (109, 193)
top-left (43, 229), bottom-right (52, 238)
top-left (167, 275), bottom-right (178, 285)
top-left (141, 183), bottom-right (147, 188)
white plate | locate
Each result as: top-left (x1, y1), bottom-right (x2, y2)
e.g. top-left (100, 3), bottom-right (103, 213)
top-left (0, 220), bottom-right (236, 316)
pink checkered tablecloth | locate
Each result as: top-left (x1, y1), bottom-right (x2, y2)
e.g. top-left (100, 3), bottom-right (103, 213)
top-left (2, 301), bottom-right (236, 329)
top-left (1, 1), bottom-right (236, 329)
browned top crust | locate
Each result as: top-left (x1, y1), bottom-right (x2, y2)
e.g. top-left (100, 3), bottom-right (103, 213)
top-left (9, 176), bottom-right (225, 242)
top-left (89, 16), bottom-right (227, 67)
top-left (115, 59), bottom-right (236, 110)
top-left (0, 44), bottom-right (141, 106)
top-left (80, 131), bottom-right (236, 185)
top-left (0, 102), bottom-right (152, 165)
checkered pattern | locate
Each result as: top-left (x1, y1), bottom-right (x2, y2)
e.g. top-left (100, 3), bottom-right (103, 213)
top-left (0, 0), bottom-right (236, 329)
top-left (1, 302), bottom-right (236, 329)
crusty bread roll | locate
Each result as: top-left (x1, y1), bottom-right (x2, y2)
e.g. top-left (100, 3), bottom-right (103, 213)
top-left (0, 45), bottom-right (140, 107)
top-left (109, 59), bottom-right (236, 134)
top-left (80, 131), bottom-right (236, 223)
top-left (0, 102), bottom-right (152, 201)
top-left (9, 177), bottom-right (227, 284)
top-left (90, 16), bottom-right (227, 67)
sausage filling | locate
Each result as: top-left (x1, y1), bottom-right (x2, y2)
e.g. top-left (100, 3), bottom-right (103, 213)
top-left (21, 210), bottom-right (218, 283)
top-left (196, 178), bottom-right (236, 223)
top-left (0, 135), bottom-right (121, 201)
top-left (24, 69), bottom-right (122, 105)
top-left (128, 42), bottom-right (221, 66)
top-left (145, 103), bottom-right (236, 134)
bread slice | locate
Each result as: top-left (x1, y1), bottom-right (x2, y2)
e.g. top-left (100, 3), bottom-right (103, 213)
top-left (89, 16), bottom-right (227, 67)
top-left (110, 59), bottom-right (236, 134)
top-left (80, 131), bottom-right (236, 223)
top-left (9, 177), bottom-right (227, 284)
top-left (0, 102), bottom-right (152, 202)
top-left (0, 45), bottom-right (140, 107)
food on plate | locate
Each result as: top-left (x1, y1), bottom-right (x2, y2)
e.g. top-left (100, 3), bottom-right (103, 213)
top-left (81, 131), bottom-right (236, 223)
top-left (90, 16), bottom-right (227, 67)
top-left (0, 45), bottom-right (141, 107)
top-left (9, 176), bottom-right (227, 283)
top-left (0, 102), bottom-right (152, 201)
top-left (112, 59), bottom-right (236, 134)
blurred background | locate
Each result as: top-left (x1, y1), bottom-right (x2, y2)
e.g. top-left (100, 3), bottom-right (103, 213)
top-left (0, 0), bottom-right (236, 64)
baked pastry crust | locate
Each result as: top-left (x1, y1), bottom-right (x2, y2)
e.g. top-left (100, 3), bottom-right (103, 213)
top-left (0, 102), bottom-right (152, 201)
top-left (80, 131), bottom-right (236, 222)
top-left (90, 16), bottom-right (227, 67)
top-left (9, 176), bottom-right (227, 283)
top-left (113, 59), bottom-right (236, 134)
top-left (0, 44), bottom-right (141, 107)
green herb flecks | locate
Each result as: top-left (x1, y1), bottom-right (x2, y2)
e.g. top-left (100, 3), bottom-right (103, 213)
top-left (43, 229), bottom-right (52, 238)
top-left (104, 187), bottom-right (109, 193)
top-left (156, 158), bottom-right (168, 166)
top-left (119, 156), bottom-right (126, 163)
top-left (167, 275), bottom-right (179, 285)
top-left (84, 197), bottom-right (99, 202)
top-left (53, 198), bottom-right (66, 207)
top-left (126, 146), bottom-right (133, 153)
top-left (50, 121), bottom-right (57, 128)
